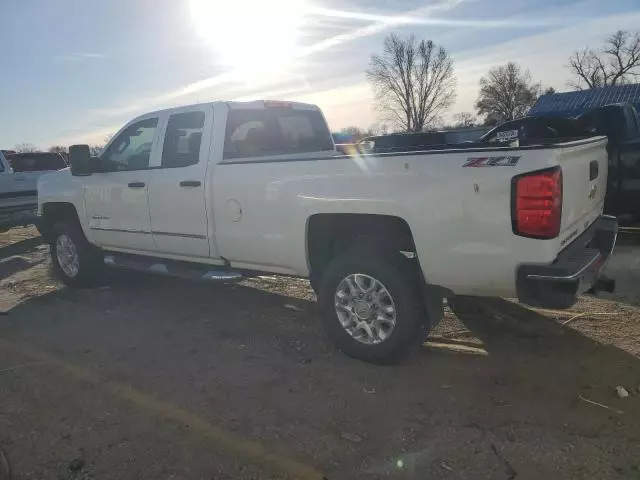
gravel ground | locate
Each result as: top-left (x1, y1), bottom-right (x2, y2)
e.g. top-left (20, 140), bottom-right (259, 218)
top-left (1, 227), bottom-right (640, 479)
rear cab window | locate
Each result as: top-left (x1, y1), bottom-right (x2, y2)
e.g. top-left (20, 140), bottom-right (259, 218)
top-left (223, 105), bottom-right (334, 160)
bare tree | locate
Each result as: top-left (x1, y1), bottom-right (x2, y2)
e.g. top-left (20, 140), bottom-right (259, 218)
top-left (89, 145), bottom-right (105, 156)
top-left (88, 134), bottom-right (112, 157)
top-left (340, 126), bottom-right (378, 141)
top-left (367, 33), bottom-right (456, 132)
top-left (48, 145), bottom-right (68, 154)
top-left (340, 127), bottom-right (364, 141)
top-left (14, 143), bottom-right (39, 153)
top-left (543, 86), bottom-right (556, 95)
top-left (568, 30), bottom-right (640, 89)
top-left (452, 112), bottom-right (477, 128)
top-left (475, 62), bottom-right (539, 123)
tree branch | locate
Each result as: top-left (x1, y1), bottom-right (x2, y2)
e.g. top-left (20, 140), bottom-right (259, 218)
top-left (367, 34), bottom-right (456, 132)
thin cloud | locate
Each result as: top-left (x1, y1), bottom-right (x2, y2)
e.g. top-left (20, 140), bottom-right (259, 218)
top-left (82, 0), bottom-right (468, 122)
top-left (308, 7), bottom-right (564, 28)
top-left (250, 8), bottom-right (640, 131)
top-left (300, 0), bottom-right (466, 55)
top-left (86, 72), bottom-right (237, 117)
top-left (318, 9), bottom-right (640, 127)
top-left (51, 126), bottom-right (118, 147)
top-left (53, 52), bottom-right (108, 62)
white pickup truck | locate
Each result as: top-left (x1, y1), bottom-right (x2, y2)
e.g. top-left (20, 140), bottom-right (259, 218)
top-left (0, 150), bottom-right (38, 230)
top-left (37, 100), bottom-right (617, 362)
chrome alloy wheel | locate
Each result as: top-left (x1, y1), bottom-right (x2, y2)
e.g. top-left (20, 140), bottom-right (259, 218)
top-left (334, 273), bottom-right (397, 345)
top-left (55, 233), bottom-right (80, 278)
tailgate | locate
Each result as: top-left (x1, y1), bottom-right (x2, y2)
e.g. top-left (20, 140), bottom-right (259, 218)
top-left (556, 137), bottom-right (608, 244)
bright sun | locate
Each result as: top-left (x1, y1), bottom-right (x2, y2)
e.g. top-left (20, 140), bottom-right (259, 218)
top-left (190, 0), bottom-right (307, 75)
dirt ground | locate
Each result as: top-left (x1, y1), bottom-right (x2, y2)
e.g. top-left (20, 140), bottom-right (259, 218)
top-left (1, 226), bottom-right (639, 480)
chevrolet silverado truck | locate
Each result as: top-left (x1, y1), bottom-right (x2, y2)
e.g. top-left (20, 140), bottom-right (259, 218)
top-left (37, 100), bottom-right (617, 362)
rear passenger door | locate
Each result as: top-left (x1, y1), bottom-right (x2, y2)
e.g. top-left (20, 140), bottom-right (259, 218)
top-left (148, 105), bottom-right (216, 259)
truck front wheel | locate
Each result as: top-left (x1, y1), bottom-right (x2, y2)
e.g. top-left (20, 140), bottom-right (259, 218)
top-left (51, 222), bottom-right (101, 287)
top-left (318, 245), bottom-right (427, 363)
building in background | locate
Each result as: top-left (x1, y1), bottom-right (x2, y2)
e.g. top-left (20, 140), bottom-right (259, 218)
top-left (529, 84), bottom-right (640, 117)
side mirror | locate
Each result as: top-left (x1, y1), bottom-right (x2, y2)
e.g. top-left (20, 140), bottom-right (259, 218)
top-left (69, 144), bottom-right (92, 176)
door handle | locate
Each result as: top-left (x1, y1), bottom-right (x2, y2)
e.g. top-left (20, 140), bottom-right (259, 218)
top-left (14, 176), bottom-right (26, 181)
top-left (589, 160), bottom-right (599, 181)
top-left (179, 180), bottom-right (201, 187)
top-left (128, 181), bottom-right (146, 188)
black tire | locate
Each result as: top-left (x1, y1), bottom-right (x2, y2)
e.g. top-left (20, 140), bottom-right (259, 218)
top-left (423, 289), bottom-right (445, 329)
top-left (318, 244), bottom-right (427, 363)
top-left (50, 221), bottom-right (102, 287)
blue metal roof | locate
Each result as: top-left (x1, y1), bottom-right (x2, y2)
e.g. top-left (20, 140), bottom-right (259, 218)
top-left (528, 83), bottom-right (640, 117)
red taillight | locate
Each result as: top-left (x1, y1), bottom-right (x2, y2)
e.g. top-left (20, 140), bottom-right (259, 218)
top-left (512, 167), bottom-right (562, 239)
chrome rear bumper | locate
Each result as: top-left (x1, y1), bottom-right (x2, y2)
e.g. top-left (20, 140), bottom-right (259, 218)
top-left (516, 215), bottom-right (617, 308)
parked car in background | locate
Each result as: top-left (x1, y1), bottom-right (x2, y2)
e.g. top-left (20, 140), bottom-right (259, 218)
top-left (332, 132), bottom-right (359, 155)
top-left (7, 152), bottom-right (67, 172)
top-left (519, 103), bottom-right (640, 224)
top-left (528, 85), bottom-right (640, 224)
top-left (574, 104), bottom-right (640, 224)
top-left (37, 100), bottom-right (616, 362)
top-left (359, 131), bottom-right (448, 154)
top-left (358, 128), bottom-right (491, 154)
top-left (0, 152), bottom-right (67, 231)
top-left (0, 151), bottom-right (38, 230)
top-left (479, 116), bottom-right (591, 146)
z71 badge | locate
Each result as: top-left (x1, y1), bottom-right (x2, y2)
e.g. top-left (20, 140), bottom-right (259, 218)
top-left (463, 156), bottom-right (521, 167)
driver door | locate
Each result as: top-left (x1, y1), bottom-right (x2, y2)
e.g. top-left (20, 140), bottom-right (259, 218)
top-left (83, 115), bottom-right (162, 252)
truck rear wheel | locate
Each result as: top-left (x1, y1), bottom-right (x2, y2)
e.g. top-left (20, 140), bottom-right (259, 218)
top-left (51, 222), bottom-right (101, 287)
top-left (318, 244), bottom-right (427, 363)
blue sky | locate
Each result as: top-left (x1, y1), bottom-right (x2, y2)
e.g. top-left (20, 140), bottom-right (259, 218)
top-left (1, 0), bottom-right (639, 149)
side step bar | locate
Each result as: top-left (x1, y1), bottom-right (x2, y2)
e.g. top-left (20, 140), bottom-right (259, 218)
top-left (104, 254), bottom-right (242, 282)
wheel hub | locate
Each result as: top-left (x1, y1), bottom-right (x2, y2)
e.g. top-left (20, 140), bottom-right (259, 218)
top-left (334, 273), bottom-right (397, 345)
top-left (354, 301), bottom-right (372, 320)
top-left (56, 234), bottom-right (80, 278)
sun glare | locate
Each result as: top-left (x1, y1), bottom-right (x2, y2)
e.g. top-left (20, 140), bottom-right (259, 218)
top-left (190, 0), bottom-right (307, 76)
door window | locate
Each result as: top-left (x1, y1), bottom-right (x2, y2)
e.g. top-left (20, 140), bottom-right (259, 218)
top-left (100, 118), bottom-right (158, 172)
top-left (161, 111), bottom-right (206, 168)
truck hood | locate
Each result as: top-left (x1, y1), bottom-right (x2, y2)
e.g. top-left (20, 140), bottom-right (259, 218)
top-left (37, 167), bottom-right (85, 215)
